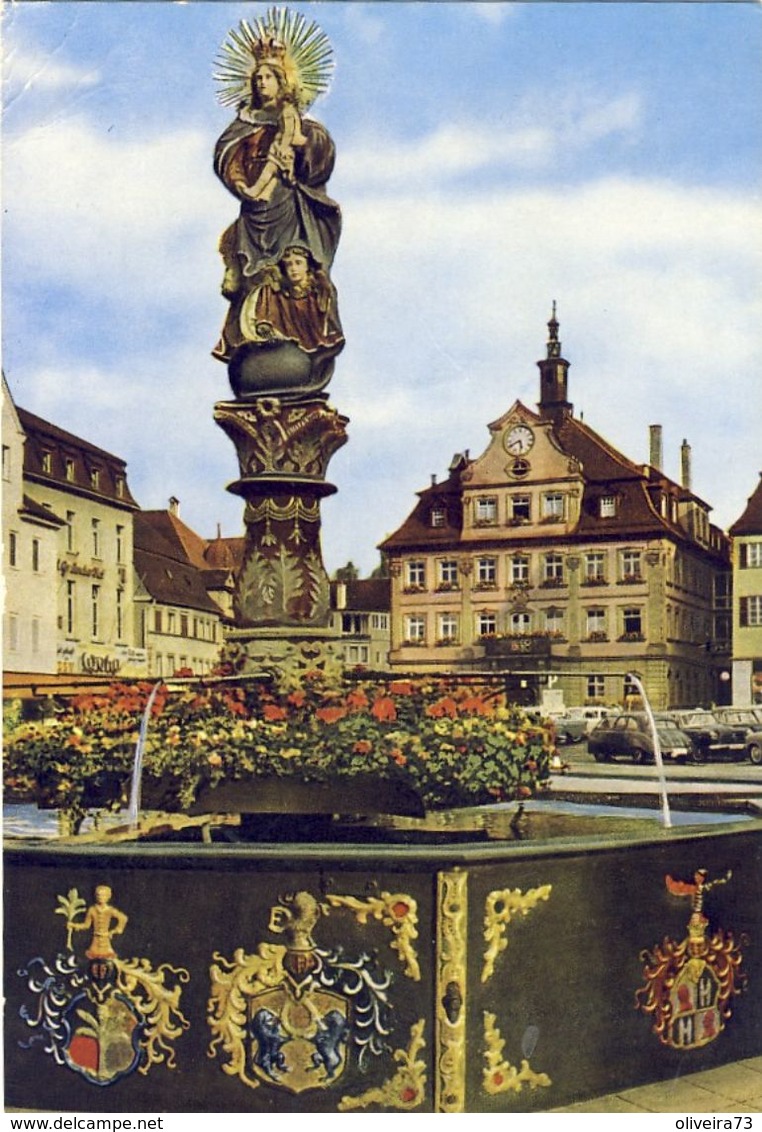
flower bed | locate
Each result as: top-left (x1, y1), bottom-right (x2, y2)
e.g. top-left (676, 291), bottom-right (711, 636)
top-left (3, 674), bottom-right (553, 832)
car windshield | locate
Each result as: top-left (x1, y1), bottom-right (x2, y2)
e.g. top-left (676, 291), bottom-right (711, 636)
top-left (681, 712), bottom-right (717, 726)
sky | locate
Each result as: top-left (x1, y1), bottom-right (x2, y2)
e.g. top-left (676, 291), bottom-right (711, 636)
top-left (2, 0), bottom-right (761, 577)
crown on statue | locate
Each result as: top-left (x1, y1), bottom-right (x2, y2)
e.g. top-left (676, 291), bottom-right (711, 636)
top-left (251, 32), bottom-right (288, 70)
top-left (215, 7), bottom-right (334, 113)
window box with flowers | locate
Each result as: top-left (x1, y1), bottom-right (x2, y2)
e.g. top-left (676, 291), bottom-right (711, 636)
top-left (473, 583), bottom-right (498, 592)
top-left (618, 632), bottom-right (646, 642)
top-left (581, 577), bottom-right (608, 587)
top-left (435, 583), bottom-right (460, 593)
top-left (539, 515), bottom-right (564, 525)
top-left (402, 638), bottom-right (426, 647)
top-left (539, 578), bottom-right (566, 589)
top-left (403, 585), bottom-right (427, 594)
top-left (617, 574), bottom-right (643, 585)
top-left (584, 631), bottom-right (609, 643)
top-left (435, 638), bottom-right (460, 647)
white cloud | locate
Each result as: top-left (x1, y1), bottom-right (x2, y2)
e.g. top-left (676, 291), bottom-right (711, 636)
top-left (469, 3), bottom-right (519, 27)
top-left (3, 117), bottom-right (225, 302)
top-left (339, 92), bottom-right (642, 188)
top-left (340, 5), bottom-right (386, 47)
top-left (2, 44), bottom-right (100, 96)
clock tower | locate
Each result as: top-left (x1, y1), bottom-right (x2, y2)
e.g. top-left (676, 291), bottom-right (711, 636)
top-left (537, 302), bottom-right (573, 425)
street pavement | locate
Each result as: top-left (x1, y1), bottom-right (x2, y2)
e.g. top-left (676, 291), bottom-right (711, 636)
top-left (550, 744), bottom-right (762, 802)
top-left (549, 1056), bottom-right (762, 1113)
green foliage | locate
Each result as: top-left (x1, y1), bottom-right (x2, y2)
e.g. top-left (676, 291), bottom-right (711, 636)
top-left (3, 675), bottom-right (553, 830)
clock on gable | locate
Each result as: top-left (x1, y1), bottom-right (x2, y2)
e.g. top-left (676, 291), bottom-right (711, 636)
top-left (504, 424), bottom-right (534, 456)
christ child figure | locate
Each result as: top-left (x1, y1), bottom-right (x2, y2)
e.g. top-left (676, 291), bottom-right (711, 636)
top-left (242, 61), bottom-right (306, 202)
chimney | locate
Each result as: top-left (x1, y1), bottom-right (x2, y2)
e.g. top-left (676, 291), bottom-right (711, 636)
top-left (649, 425), bottom-right (663, 471)
top-left (431, 474), bottom-right (437, 486)
top-left (169, 496), bottom-right (180, 516)
top-left (680, 440), bottom-right (692, 491)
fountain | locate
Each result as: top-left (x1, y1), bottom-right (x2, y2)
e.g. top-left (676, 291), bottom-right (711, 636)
top-left (3, 9), bottom-right (760, 1113)
top-left (627, 671), bottom-right (672, 829)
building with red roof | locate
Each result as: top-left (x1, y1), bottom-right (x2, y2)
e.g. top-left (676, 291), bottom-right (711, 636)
top-left (380, 310), bottom-right (731, 709)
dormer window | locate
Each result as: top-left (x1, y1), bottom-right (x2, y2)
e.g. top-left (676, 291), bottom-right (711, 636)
top-left (41, 451), bottom-right (53, 474)
top-left (90, 467), bottom-right (100, 490)
top-left (599, 495), bottom-right (617, 518)
top-left (431, 506), bottom-right (446, 528)
top-left (65, 458), bottom-right (76, 482)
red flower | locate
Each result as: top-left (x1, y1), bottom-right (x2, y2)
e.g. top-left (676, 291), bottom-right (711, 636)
top-left (346, 689), bottom-right (369, 711)
top-left (287, 689), bottom-right (306, 707)
top-left (263, 703), bottom-right (288, 722)
top-left (460, 694), bottom-right (491, 715)
top-left (353, 740), bottom-right (373, 755)
top-left (371, 697), bottom-right (397, 722)
top-left (389, 681), bottom-right (414, 696)
top-left (426, 696), bottom-right (458, 719)
top-left (316, 705), bottom-right (348, 724)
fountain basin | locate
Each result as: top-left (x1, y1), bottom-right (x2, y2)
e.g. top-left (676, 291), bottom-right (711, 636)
top-left (4, 804), bottom-right (760, 1112)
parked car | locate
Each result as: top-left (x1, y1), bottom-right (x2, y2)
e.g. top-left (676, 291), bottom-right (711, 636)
top-left (549, 706), bottom-right (617, 745)
top-left (660, 710), bottom-right (748, 763)
top-left (710, 709), bottom-right (762, 765)
top-left (587, 712), bottom-right (694, 765)
top-left (744, 732), bottom-right (762, 766)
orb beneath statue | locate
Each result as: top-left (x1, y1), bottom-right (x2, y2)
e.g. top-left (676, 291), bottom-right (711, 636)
top-left (228, 340), bottom-right (336, 400)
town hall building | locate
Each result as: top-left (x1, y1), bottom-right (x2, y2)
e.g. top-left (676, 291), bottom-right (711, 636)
top-left (380, 310), bottom-right (731, 710)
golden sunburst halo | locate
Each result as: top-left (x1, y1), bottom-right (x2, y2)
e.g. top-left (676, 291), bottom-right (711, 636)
top-left (214, 7), bottom-right (334, 112)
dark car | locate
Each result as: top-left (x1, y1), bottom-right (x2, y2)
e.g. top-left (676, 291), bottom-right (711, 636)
top-left (713, 709), bottom-right (762, 764)
top-left (744, 732), bottom-right (762, 766)
top-left (662, 710), bottom-right (748, 763)
top-left (587, 712), bottom-right (693, 765)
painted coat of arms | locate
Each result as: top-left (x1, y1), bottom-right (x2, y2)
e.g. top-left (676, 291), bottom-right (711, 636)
top-left (18, 885), bottom-right (189, 1084)
top-left (636, 869), bottom-right (748, 1050)
top-left (208, 890), bottom-right (399, 1095)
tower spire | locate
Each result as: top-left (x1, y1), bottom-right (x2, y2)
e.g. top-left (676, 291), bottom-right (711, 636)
top-left (546, 300), bottom-right (561, 359)
top-left (537, 302), bottom-right (573, 425)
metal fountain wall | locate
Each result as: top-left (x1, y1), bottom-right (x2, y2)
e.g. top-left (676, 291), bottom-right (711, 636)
top-left (4, 823), bottom-right (761, 1112)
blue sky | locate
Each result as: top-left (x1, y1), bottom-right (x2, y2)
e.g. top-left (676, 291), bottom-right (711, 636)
top-left (3, 1), bottom-right (761, 575)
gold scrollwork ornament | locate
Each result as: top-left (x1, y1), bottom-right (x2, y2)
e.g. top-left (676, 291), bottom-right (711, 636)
top-left (482, 885), bottom-right (552, 983)
top-left (339, 1019), bottom-right (427, 1112)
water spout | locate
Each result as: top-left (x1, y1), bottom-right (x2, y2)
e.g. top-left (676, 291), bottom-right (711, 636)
top-left (128, 681), bottom-right (163, 830)
top-left (626, 672), bottom-right (672, 829)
